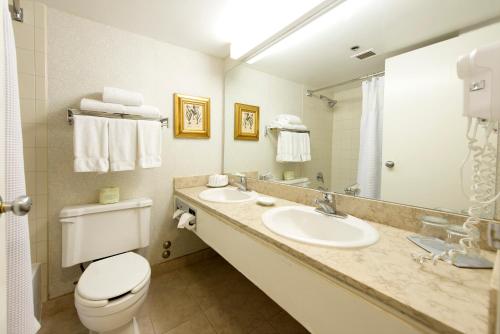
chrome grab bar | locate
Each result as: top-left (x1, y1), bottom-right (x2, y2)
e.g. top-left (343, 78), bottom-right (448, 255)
top-left (0, 195), bottom-right (32, 216)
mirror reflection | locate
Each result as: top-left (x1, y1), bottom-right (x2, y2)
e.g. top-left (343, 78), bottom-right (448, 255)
top-left (223, 1), bottom-right (500, 217)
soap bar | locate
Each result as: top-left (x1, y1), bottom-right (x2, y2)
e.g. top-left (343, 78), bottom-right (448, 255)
top-left (99, 187), bottom-right (120, 204)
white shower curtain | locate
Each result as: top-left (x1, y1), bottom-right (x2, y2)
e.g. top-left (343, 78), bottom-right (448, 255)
top-left (356, 76), bottom-right (384, 199)
top-left (3, 0), bottom-right (40, 332)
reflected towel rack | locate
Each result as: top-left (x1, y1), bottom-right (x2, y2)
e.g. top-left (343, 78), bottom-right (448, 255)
top-left (67, 108), bottom-right (169, 128)
top-left (265, 126), bottom-right (310, 136)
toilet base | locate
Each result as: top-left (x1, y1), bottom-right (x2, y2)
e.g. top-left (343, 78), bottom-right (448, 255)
top-left (89, 317), bottom-right (139, 334)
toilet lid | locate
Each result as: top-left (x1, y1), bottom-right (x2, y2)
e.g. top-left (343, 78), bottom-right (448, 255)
top-left (77, 252), bottom-right (150, 301)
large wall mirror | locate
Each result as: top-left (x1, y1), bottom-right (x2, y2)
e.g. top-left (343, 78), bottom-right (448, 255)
top-left (223, 1), bottom-right (500, 218)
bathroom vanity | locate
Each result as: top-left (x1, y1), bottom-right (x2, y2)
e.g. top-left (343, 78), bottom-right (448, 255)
top-left (175, 185), bottom-right (494, 334)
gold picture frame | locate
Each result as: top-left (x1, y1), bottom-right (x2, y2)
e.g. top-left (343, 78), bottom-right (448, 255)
top-left (234, 103), bottom-right (259, 141)
top-left (174, 93), bottom-right (210, 138)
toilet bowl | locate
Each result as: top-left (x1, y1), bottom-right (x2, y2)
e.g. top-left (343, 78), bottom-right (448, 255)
top-left (74, 252), bottom-right (151, 334)
top-left (60, 198), bottom-right (153, 333)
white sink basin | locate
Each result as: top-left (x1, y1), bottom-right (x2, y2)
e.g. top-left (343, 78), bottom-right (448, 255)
top-left (261, 206), bottom-right (379, 248)
top-left (199, 187), bottom-right (258, 203)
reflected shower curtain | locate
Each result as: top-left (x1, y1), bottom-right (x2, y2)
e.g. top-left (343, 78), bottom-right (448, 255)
top-left (3, 0), bottom-right (40, 332)
top-left (357, 76), bottom-right (384, 199)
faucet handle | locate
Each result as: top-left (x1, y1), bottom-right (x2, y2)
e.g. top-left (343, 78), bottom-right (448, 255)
top-left (322, 192), bottom-right (334, 201)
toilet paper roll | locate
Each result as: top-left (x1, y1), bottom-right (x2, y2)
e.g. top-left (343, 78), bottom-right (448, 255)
top-left (178, 212), bottom-right (196, 230)
top-left (173, 209), bottom-right (185, 220)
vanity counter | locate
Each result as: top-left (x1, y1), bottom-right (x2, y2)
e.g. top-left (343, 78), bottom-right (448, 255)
top-left (175, 186), bottom-right (494, 334)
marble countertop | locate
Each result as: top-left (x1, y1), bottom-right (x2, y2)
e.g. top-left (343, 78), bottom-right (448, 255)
top-left (175, 186), bottom-right (495, 334)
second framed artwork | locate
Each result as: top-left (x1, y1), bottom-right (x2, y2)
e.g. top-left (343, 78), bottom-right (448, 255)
top-left (234, 103), bottom-right (260, 141)
top-left (174, 93), bottom-right (210, 138)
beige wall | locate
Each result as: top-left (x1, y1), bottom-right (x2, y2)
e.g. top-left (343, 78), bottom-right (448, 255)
top-left (47, 9), bottom-right (224, 298)
top-left (224, 65), bottom-right (304, 179)
top-left (13, 0), bottom-right (49, 301)
top-left (328, 84), bottom-right (362, 193)
top-left (302, 89), bottom-right (333, 189)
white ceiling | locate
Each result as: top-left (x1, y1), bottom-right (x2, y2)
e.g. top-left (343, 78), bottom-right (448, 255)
top-left (37, 0), bottom-right (325, 58)
top-left (248, 0), bottom-right (500, 89)
top-left (38, 0), bottom-right (500, 87)
top-left (38, 0), bottom-right (233, 57)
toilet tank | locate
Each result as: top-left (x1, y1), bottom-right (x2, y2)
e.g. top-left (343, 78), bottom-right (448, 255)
top-left (60, 198), bottom-right (152, 267)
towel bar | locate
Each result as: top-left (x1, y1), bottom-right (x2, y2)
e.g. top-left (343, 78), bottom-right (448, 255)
top-left (265, 126), bottom-right (310, 136)
top-left (67, 108), bottom-right (169, 128)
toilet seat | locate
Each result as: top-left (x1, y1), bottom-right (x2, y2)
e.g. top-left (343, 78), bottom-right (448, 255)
top-left (74, 276), bottom-right (150, 333)
top-left (77, 252), bottom-right (151, 303)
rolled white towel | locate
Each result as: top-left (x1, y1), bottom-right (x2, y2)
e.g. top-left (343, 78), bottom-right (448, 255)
top-left (103, 87), bottom-right (144, 106)
top-left (80, 98), bottom-right (124, 114)
top-left (275, 114), bottom-right (302, 125)
top-left (124, 105), bottom-right (161, 119)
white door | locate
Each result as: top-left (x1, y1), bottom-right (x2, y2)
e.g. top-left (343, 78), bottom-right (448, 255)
top-left (381, 23), bottom-right (500, 215)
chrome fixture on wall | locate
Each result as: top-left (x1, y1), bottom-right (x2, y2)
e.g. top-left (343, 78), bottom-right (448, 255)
top-left (10, 0), bottom-right (23, 22)
top-left (306, 90), bottom-right (337, 108)
top-left (67, 108), bottom-right (169, 127)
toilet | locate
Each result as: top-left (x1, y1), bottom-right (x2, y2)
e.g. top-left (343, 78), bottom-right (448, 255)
top-left (60, 198), bottom-right (153, 334)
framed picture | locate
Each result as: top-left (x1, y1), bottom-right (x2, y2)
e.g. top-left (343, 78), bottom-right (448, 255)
top-left (234, 103), bottom-right (259, 140)
top-left (174, 93), bottom-right (210, 138)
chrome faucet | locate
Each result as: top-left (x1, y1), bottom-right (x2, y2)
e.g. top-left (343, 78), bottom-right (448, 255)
top-left (315, 191), bottom-right (346, 218)
top-left (235, 175), bottom-right (248, 192)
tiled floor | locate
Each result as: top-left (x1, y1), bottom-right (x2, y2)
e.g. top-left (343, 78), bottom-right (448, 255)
top-left (39, 255), bottom-right (309, 334)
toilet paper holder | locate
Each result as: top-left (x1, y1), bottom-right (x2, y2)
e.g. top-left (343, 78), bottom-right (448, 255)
top-left (174, 198), bottom-right (196, 225)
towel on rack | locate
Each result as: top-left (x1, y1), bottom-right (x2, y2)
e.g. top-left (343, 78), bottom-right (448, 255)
top-left (109, 118), bottom-right (137, 171)
top-left (268, 123), bottom-right (308, 131)
top-left (80, 98), bottom-right (124, 114)
top-left (269, 114), bottom-right (306, 130)
top-left (137, 120), bottom-right (162, 168)
top-left (275, 114), bottom-right (303, 125)
top-left (276, 131), bottom-right (311, 162)
top-left (73, 115), bottom-right (109, 172)
top-left (103, 87), bottom-right (144, 106)
top-left (123, 105), bottom-right (161, 119)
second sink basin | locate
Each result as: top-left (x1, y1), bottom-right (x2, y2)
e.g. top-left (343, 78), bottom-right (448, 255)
top-left (199, 187), bottom-right (258, 203)
top-left (261, 206), bottom-right (379, 248)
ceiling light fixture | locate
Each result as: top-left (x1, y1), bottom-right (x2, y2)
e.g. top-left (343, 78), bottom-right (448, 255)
top-left (217, 0), bottom-right (325, 60)
top-left (245, 0), bottom-right (370, 65)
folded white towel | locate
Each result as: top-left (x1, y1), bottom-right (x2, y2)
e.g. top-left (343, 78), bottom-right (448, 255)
top-left (80, 98), bottom-right (124, 114)
top-left (123, 105), bottom-right (161, 119)
top-left (276, 131), bottom-right (311, 162)
top-left (137, 120), bottom-right (162, 168)
top-left (109, 119), bottom-right (137, 172)
top-left (73, 115), bottom-right (109, 172)
top-left (103, 87), bottom-right (144, 106)
top-left (269, 122), bottom-right (307, 131)
top-left (275, 114), bottom-right (302, 125)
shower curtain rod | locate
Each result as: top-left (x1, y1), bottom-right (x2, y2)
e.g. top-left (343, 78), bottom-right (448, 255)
top-left (310, 70), bottom-right (385, 93)
top-left (10, 0), bottom-right (24, 22)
